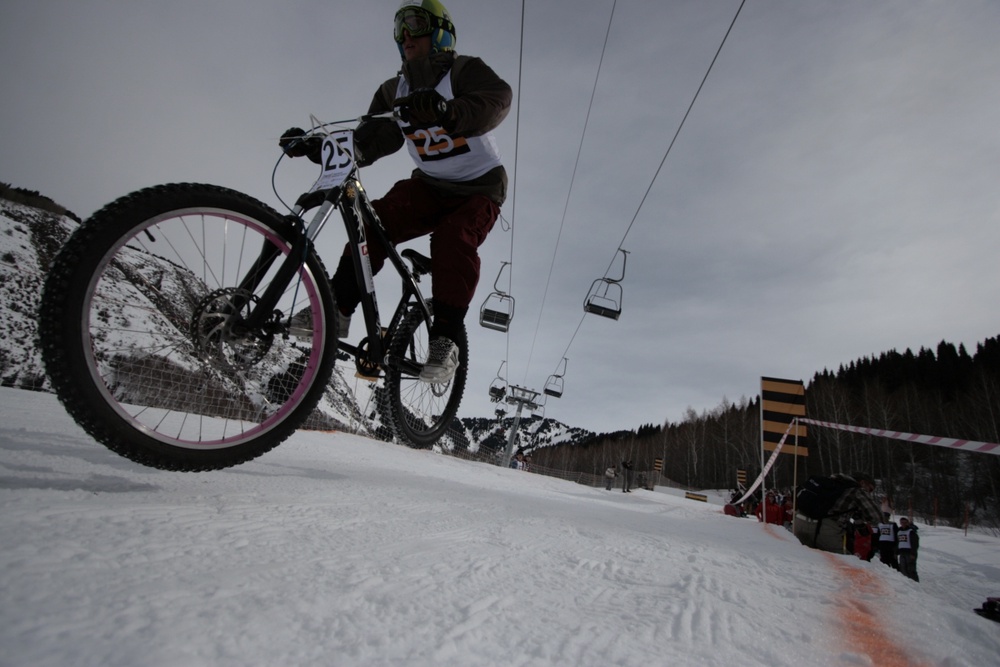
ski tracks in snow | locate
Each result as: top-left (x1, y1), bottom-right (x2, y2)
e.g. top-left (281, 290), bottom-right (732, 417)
top-left (4, 388), bottom-right (1000, 666)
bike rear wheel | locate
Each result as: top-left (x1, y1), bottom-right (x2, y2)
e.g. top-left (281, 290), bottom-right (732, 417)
top-left (382, 302), bottom-right (468, 448)
top-left (39, 183), bottom-right (337, 471)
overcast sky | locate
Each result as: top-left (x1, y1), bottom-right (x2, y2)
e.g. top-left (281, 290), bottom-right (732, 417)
top-left (3, 1), bottom-right (999, 433)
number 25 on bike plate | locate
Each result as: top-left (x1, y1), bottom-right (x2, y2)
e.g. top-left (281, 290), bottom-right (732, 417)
top-left (309, 131), bottom-right (355, 194)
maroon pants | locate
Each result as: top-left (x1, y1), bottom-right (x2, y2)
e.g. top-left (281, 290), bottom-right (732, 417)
top-left (344, 177), bottom-right (500, 310)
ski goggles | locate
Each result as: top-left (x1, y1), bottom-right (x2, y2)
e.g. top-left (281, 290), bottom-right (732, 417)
top-left (394, 9), bottom-right (435, 43)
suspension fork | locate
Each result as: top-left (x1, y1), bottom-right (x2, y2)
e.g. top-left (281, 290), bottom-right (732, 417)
top-left (239, 197), bottom-right (339, 331)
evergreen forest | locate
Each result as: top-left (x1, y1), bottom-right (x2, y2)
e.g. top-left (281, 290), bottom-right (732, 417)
top-left (529, 336), bottom-right (1000, 529)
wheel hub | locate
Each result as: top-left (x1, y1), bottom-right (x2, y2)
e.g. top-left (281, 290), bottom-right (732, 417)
top-left (190, 288), bottom-right (274, 372)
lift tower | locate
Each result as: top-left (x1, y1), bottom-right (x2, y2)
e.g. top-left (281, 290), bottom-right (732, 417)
top-left (502, 385), bottom-right (541, 468)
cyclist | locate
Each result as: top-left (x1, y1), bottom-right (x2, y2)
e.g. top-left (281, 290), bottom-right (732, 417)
top-left (282, 0), bottom-right (511, 383)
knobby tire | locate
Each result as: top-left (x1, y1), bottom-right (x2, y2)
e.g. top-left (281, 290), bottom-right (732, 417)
top-left (38, 183), bottom-right (337, 471)
top-left (382, 303), bottom-right (467, 448)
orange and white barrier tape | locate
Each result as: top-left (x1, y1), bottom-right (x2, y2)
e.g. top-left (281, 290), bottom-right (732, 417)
top-left (799, 418), bottom-right (1000, 455)
top-left (731, 419), bottom-right (795, 506)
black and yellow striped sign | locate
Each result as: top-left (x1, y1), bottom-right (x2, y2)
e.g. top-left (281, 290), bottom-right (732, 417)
top-left (761, 376), bottom-right (808, 456)
top-left (653, 458), bottom-right (663, 472)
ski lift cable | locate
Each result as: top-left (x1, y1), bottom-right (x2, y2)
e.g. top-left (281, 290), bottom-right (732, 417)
top-left (490, 0), bottom-right (528, 375)
top-left (600, 0), bottom-right (746, 277)
top-left (535, 0), bottom-right (747, 393)
top-left (521, 0), bottom-right (618, 384)
top-left (501, 1), bottom-right (746, 408)
top-left (508, 0), bottom-right (526, 285)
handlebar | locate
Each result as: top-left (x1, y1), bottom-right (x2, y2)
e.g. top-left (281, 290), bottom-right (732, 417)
top-left (298, 90), bottom-right (444, 138)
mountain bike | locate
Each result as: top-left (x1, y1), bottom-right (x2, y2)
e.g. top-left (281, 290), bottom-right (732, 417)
top-left (38, 106), bottom-right (468, 471)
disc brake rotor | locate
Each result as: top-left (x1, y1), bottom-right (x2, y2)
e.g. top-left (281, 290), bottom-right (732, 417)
top-left (191, 288), bottom-right (274, 372)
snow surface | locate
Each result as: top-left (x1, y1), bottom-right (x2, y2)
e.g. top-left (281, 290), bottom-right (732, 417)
top-left (2, 386), bottom-right (999, 667)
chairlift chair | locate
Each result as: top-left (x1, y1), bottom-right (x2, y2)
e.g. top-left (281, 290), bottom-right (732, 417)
top-left (489, 380), bottom-right (507, 403)
top-left (584, 249), bottom-right (629, 320)
top-left (480, 261), bottom-right (514, 332)
top-left (531, 391), bottom-right (546, 419)
top-left (583, 280), bottom-right (623, 319)
top-left (488, 361), bottom-right (508, 403)
top-left (544, 375), bottom-right (564, 398)
top-left (544, 357), bottom-right (567, 398)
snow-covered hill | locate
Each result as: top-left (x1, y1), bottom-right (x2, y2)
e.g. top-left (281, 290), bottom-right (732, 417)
top-left (0, 197), bottom-right (74, 389)
top-left (1, 386), bottom-right (999, 666)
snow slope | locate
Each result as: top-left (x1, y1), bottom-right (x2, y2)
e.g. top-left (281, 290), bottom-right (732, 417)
top-left (1, 386), bottom-right (998, 667)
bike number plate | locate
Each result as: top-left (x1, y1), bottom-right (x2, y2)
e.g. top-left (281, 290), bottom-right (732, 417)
top-left (308, 130), bottom-right (355, 193)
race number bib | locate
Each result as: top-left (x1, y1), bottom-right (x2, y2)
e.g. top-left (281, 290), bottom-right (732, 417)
top-left (407, 126), bottom-right (457, 159)
top-left (308, 130), bottom-right (355, 193)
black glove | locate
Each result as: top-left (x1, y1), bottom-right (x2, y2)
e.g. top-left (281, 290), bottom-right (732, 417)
top-left (406, 89), bottom-right (449, 125)
top-left (279, 127), bottom-right (323, 163)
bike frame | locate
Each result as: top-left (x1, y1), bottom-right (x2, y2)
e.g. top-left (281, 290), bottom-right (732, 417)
top-left (331, 173), bottom-right (433, 377)
top-left (235, 149), bottom-right (433, 378)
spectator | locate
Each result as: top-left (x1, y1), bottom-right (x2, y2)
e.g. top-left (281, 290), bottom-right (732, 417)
top-left (792, 472), bottom-right (884, 553)
top-left (604, 466), bottom-right (616, 491)
top-left (896, 517), bottom-right (920, 582)
top-left (876, 512), bottom-right (899, 569)
top-left (621, 460), bottom-right (633, 493)
top-left (755, 491), bottom-right (784, 525)
top-left (724, 490), bottom-right (745, 517)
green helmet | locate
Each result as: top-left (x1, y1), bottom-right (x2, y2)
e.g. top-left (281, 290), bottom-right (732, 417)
top-left (394, 0), bottom-right (456, 58)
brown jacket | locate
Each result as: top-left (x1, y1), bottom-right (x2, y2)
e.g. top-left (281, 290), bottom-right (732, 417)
top-left (357, 51), bottom-right (512, 204)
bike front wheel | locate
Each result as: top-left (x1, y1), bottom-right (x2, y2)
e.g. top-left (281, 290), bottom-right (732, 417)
top-left (382, 303), bottom-right (468, 448)
top-left (39, 183), bottom-right (337, 471)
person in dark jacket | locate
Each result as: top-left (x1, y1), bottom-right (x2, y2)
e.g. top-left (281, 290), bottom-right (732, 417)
top-left (621, 460), bottom-right (633, 493)
top-left (792, 472), bottom-right (884, 553)
top-left (876, 512), bottom-right (899, 569)
top-left (896, 517), bottom-right (920, 582)
top-left (282, 0), bottom-right (511, 383)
